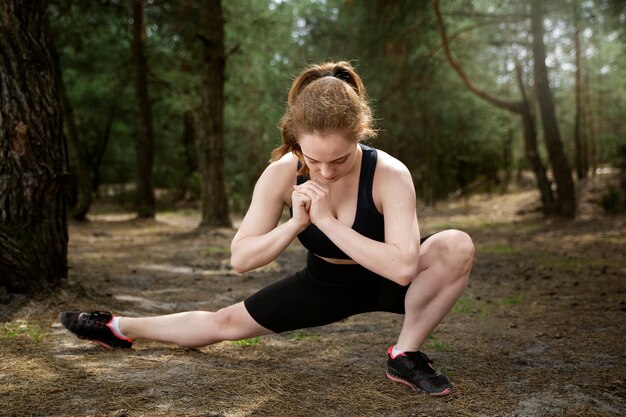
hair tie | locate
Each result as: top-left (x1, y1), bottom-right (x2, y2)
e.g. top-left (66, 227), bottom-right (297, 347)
top-left (333, 68), bottom-right (357, 90)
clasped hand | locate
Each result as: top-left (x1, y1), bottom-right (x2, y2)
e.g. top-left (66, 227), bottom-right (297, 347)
top-left (291, 180), bottom-right (333, 227)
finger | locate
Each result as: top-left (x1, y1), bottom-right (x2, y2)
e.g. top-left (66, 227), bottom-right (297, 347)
top-left (305, 179), bottom-right (328, 190)
top-left (296, 182), bottom-right (325, 196)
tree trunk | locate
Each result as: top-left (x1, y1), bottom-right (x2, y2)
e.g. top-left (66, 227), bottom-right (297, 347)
top-left (132, 0), bottom-right (156, 218)
top-left (171, 110), bottom-right (197, 201)
top-left (0, 2), bottom-right (69, 292)
top-left (198, 0), bottom-right (231, 227)
top-left (531, 0), bottom-right (576, 217)
top-left (91, 107), bottom-right (114, 192)
top-left (515, 64), bottom-right (554, 214)
top-left (573, 0), bottom-right (587, 180)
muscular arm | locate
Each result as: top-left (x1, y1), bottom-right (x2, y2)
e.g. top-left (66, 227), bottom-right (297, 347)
top-left (302, 156), bottom-right (420, 285)
top-left (230, 156), bottom-right (309, 274)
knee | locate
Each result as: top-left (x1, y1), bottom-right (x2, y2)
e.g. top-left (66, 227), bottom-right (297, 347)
top-left (213, 307), bottom-right (235, 330)
top-left (436, 229), bottom-right (475, 275)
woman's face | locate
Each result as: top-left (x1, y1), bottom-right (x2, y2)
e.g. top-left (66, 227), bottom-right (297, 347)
top-left (298, 130), bottom-right (359, 184)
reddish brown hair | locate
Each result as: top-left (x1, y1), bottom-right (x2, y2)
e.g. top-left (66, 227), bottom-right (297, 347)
top-left (270, 61), bottom-right (376, 177)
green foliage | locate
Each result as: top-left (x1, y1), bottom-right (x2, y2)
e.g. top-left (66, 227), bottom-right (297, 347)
top-left (47, 0), bottom-right (626, 214)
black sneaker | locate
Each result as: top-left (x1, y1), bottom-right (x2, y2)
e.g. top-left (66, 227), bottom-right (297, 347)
top-left (59, 310), bottom-right (133, 349)
top-left (385, 346), bottom-right (453, 396)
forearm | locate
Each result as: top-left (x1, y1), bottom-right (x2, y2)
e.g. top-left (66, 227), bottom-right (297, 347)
top-left (230, 219), bottom-right (304, 273)
top-left (316, 218), bottom-right (419, 285)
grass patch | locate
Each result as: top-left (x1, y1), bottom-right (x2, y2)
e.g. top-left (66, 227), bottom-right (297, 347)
top-left (534, 254), bottom-right (619, 272)
top-left (497, 292), bottom-right (524, 306)
top-left (452, 296), bottom-right (491, 317)
top-left (202, 246), bottom-right (231, 256)
top-left (233, 337), bottom-right (261, 347)
top-left (426, 219), bottom-right (505, 232)
top-left (424, 334), bottom-right (447, 352)
top-left (290, 331), bottom-right (320, 342)
top-left (479, 243), bottom-right (524, 255)
top-left (3, 321), bottom-right (43, 342)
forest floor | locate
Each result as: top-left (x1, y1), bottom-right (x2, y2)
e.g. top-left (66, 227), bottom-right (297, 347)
top-left (1, 174), bottom-right (625, 417)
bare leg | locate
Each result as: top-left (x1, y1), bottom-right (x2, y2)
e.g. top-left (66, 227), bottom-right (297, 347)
top-left (118, 302), bottom-right (273, 348)
top-left (395, 229), bottom-right (474, 352)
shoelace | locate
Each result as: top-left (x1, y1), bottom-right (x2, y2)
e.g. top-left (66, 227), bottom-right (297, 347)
top-left (404, 351), bottom-right (436, 373)
top-left (82, 312), bottom-right (109, 326)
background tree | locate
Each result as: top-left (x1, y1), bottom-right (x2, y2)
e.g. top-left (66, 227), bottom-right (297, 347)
top-left (433, 0), bottom-right (555, 214)
top-left (41, 0), bottom-right (625, 220)
top-left (198, 0), bottom-right (231, 227)
top-left (132, 0), bottom-right (156, 218)
top-left (0, 1), bottom-right (68, 292)
top-left (530, 0), bottom-right (576, 217)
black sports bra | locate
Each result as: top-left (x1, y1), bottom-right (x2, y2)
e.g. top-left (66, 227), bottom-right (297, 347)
top-left (290, 144), bottom-right (385, 259)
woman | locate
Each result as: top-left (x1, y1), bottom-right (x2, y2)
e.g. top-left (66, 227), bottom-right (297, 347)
top-left (60, 61), bottom-right (474, 397)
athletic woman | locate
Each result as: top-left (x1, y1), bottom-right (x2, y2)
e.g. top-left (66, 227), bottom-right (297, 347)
top-left (60, 61), bottom-right (475, 396)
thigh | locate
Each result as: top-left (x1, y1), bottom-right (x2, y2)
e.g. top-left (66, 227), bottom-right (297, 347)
top-left (244, 269), bottom-right (364, 333)
top-left (367, 234), bottom-right (434, 314)
top-left (220, 302), bottom-right (275, 340)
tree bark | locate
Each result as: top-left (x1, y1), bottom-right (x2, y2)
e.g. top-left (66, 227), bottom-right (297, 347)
top-left (198, 0), bottom-right (231, 227)
top-left (531, 0), bottom-right (576, 217)
top-left (132, 0), bottom-right (156, 218)
top-left (0, 1), bottom-right (69, 292)
top-left (433, 0), bottom-right (554, 215)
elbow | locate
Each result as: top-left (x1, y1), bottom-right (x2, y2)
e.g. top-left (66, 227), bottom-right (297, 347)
top-left (230, 255), bottom-right (250, 274)
top-left (393, 263), bottom-right (419, 286)
top-left (229, 248), bottom-right (250, 274)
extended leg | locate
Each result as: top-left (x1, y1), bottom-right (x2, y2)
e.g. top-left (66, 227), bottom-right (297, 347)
top-left (119, 302), bottom-right (273, 348)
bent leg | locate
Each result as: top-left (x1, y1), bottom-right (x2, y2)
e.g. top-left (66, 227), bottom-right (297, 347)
top-left (395, 229), bottom-right (474, 352)
top-left (119, 302), bottom-right (273, 348)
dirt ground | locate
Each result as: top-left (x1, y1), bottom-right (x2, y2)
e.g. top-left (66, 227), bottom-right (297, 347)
top-left (1, 175), bottom-right (625, 417)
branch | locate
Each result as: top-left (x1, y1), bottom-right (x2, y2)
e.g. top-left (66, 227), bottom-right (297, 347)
top-left (432, 0), bottom-right (523, 113)
top-left (425, 19), bottom-right (503, 59)
top-left (226, 43), bottom-right (240, 58)
top-left (441, 11), bottom-right (530, 20)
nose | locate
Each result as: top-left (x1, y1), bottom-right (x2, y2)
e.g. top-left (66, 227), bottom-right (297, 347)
top-left (320, 164), bottom-right (335, 180)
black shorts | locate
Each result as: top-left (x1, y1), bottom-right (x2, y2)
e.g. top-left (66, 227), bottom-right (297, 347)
top-left (244, 235), bottom-right (430, 333)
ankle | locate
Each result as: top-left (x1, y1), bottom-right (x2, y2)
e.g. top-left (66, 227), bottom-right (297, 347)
top-left (110, 316), bottom-right (133, 341)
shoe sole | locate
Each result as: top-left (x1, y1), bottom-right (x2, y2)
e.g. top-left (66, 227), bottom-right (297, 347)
top-left (385, 369), bottom-right (453, 397)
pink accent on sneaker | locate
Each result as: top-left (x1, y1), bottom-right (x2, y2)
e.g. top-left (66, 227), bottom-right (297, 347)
top-left (385, 371), bottom-right (417, 391)
top-left (385, 371), bottom-right (453, 397)
top-left (90, 339), bottom-right (114, 349)
top-left (105, 316), bottom-right (134, 343)
top-left (387, 345), bottom-right (406, 360)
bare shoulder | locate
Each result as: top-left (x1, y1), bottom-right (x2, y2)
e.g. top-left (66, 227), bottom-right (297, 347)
top-left (374, 148), bottom-right (413, 183)
top-left (255, 152), bottom-right (298, 204)
top-left (372, 148), bottom-right (415, 210)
